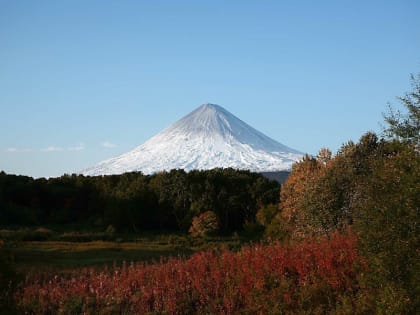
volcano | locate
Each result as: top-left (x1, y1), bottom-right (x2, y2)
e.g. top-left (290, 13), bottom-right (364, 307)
top-left (82, 104), bottom-right (303, 176)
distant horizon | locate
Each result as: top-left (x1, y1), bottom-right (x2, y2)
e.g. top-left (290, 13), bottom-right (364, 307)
top-left (1, 1), bottom-right (419, 178)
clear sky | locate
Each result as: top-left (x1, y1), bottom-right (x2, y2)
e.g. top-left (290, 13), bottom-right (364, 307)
top-left (1, 0), bottom-right (419, 178)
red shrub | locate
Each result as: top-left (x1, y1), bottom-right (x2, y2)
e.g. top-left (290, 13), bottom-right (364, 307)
top-left (17, 231), bottom-right (363, 314)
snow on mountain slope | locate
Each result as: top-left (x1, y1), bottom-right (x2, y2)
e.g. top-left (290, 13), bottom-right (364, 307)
top-left (82, 104), bottom-right (303, 176)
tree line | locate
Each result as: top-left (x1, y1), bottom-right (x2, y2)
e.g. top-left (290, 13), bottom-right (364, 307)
top-left (0, 168), bottom-right (279, 233)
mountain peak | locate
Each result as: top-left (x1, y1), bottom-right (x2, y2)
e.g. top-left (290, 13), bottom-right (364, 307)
top-left (190, 103), bottom-right (229, 118)
top-left (194, 103), bottom-right (230, 117)
top-left (168, 103), bottom-right (235, 137)
top-left (198, 103), bottom-right (227, 113)
top-left (200, 103), bottom-right (221, 109)
top-left (82, 104), bottom-right (303, 176)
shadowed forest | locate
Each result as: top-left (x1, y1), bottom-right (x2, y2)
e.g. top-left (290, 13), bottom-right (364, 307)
top-left (0, 168), bottom-right (279, 233)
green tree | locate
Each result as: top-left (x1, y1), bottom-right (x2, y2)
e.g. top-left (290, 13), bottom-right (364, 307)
top-left (383, 73), bottom-right (420, 147)
top-left (352, 141), bottom-right (420, 313)
top-left (256, 204), bottom-right (278, 227)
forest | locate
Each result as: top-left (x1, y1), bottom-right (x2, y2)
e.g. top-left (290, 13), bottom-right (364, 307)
top-left (0, 168), bottom-right (279, 233)
top-left (0, 74), bottom-right (419, 314)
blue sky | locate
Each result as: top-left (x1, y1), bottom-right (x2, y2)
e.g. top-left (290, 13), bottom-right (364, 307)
top-left (1, 0), bottom-right (419, 178)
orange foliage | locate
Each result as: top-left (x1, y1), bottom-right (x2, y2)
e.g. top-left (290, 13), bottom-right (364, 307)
top-left (279, 153), bottom-right (331, 238)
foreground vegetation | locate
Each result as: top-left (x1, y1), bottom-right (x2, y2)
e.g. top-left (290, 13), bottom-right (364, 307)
top-left (1, 73), bottom-right (419, 314)
top-left (259, 74), bottom-right (419, 313)
top-left (17, 232), bottom-right (361, 314)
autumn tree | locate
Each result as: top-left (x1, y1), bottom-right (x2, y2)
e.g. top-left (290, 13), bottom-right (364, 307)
top-left (189, 211), bottom-right (219, 237)
top-left (271, 133), bottom-right (419, 312)
top-left (267, 154), bottom-right (324, 239)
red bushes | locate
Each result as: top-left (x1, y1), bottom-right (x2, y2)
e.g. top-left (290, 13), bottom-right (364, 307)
top-left (17, 231), bottom-right (362, 314)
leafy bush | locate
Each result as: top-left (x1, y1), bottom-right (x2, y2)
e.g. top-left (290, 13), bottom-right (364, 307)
top-left (189, 211), bottom-right (219, 237)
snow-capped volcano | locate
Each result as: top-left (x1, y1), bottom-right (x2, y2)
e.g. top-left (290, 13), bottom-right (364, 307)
top-left (82, 104), bottom-right (303, 176)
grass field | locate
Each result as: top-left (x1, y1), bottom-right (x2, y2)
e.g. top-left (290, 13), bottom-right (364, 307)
top-left (1, 227), bottom-right (246, 274)
top-left (11, 241), bottom-right (194, 273)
